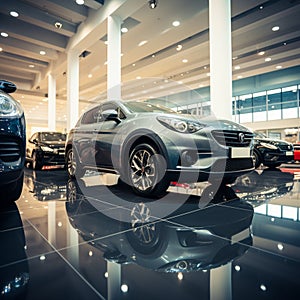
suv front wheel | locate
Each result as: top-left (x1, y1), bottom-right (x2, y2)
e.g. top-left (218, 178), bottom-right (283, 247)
top-left (66, 148), bottom-right (85, 179)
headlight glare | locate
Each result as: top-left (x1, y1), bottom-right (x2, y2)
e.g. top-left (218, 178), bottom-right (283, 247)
top-left (41, 146), bottom-right (54, 152)
top-left (0, 94), bottom-right (23, 117)
top-left (157, 116), bottom-right (205, 133)
top-left (260, 142), bottom-right (278, 150)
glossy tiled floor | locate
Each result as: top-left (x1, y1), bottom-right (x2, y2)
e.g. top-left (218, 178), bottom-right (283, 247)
top-left (1, 166), bottom-right (300, 299)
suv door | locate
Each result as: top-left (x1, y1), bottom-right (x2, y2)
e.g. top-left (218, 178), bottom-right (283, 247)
top-left (93, 103), bottom-right (123, 168)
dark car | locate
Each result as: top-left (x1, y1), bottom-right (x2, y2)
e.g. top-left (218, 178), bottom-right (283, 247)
top-left (65, 100), bottom-right (254, 197)
top-left (26, 131), bottom-right (66, 170)
top-left (0, 80), bottom-right (26, 204)
top-left (252, 132), bottom-right (294, 169)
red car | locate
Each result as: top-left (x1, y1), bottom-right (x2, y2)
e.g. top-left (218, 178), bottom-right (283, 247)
top-left (293, 143), bottom-right (300, 162)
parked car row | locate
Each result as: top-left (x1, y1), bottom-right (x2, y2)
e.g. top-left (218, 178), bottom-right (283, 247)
top-left (0, 79), bottom-right (297, 203)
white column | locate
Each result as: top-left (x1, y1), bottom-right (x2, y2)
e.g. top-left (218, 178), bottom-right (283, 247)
top-left (48, 73), bottom-right (56, 131)
top-left (107, 261), bottom-right (121, 300)
top-left (107, 15), bottom-right (122, 100)
top-left (48, 201), bottom-right (56, 247)
top-left (209, 0), bottom-right (232, 119)
top-left (67, 49), bottom-right (80, 131)
top-left (210, 263), bottom-right (232, 300)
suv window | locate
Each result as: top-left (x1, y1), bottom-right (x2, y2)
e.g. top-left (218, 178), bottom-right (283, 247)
top-left (81, 106), bottom-right (100, 124)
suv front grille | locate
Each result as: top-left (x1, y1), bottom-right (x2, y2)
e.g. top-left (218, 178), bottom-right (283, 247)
top-left (0, 137), bottom-right (21, 162)
top-left (278, 144), bottom-right (292, 151)
top-left (212, 130), bottom-right (253, 147)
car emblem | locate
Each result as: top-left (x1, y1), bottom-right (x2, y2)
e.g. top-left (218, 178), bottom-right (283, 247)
top-left (238, 133), bottom-right (245, 143)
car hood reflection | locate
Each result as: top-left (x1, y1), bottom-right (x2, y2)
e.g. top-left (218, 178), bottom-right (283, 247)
top-left (0, 202), bottom-right (29, 298)
top-left (24, 169), bottom-right (67, 201)
top-left (66, 180), bottom-right (254, 272)
top-left (232, 168), bottom-right (294, 206)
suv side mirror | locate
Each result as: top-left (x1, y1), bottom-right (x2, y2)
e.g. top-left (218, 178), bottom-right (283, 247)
top-left (101, 110), bottom-right (121, 124)
top-left (0, 80), bottom-right (17, 94)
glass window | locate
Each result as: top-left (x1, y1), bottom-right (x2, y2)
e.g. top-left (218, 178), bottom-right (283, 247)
top-left (81, 106), bottom-right (100, 124)
top-left (267, 88), bottom-right (281, 120)
top-left (253, 91), bottom-right (266, 121)
top-left (282, 86), bottom-right (298, 119)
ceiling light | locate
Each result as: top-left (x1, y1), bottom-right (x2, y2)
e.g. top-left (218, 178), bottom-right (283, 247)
top-left (1, 32), bottom-right (8, 38)
top-left (10, 11), bottom-right (19, 17)
top-left (234, 66), bottom-right (241, 70)
top-left (206, 73), bottom-right (210, 77)
top-left (121, 27), bottom-right (128, 33)
top-left (258, 51), bottom-right (265, 56)
top-left (76, 0), bottom-right (85, 5)
top-left (182, 59), bottom-right (188, 63)
top-left (28, 64), bottom-right (35, 68)
top-left (259, 5), bottom-right (264, 10)
top-left (40, 50), bottom-right (46, 55)
top-left (176, 44), bottom-right (182, 51)
top-left (272, 26), bottom-right (280, 32)
top-left (276, 65), bottom-right (282, 69)
top-left (138, 40), bottom-right (148, 46)
top-left (55, 22), bottom-right (62, 29)
top-left (265, 57), bottom-right (271, 62)
top-left (172, 21), bottom-right (180, 27)
top-left (237, 75), bottom-right (243, 79)
top-left (148, 0), bottom-right (157, 9)
top-left (88, 74), bottom-right (92, 78)
top-left (136, 76), bottom-right (141, 79)
top-left (0, 47), bottom-right (2, 52)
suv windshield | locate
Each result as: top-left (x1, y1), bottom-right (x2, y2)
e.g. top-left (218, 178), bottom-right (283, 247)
top-left (124, 101), bottom-right (177, 114)
top-left (41, 132), bottom-right (66, 142)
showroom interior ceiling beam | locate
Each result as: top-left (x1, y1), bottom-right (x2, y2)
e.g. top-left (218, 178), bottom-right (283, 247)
top-left (0, 0), bottom-right (299, 127)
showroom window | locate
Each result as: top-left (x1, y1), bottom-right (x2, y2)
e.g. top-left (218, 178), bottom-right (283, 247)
top-left (232, 83), bottom-right (300, 123)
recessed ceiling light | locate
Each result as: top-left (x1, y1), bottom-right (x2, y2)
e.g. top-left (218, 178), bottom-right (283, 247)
top-left (232, 56), bottom-right (238, 60)
top-left (76, 0), bottom-right (85, 5)
top-left (138, 40), bottom-right (148, 46)
top-left (182, 59), bottom-right (188, 63)
top-left (172, 20), bottom-right (180, 27)
top-left (29, 64), bottom-right (35, 68)
top-left (136, 76), bottom-right (141, 79)
top-left (10, 11), bottom-right (19, 18)
top-left (234, 66), bottom-right (241, 70)
top-left (276, 65), bottom-right (282, 69)
top-left (272, 26), bottom-right (280, 32)
top-left (258, 51), bottom-right (265, 56)
top-left (55, 22), bottom-right (62, 29)
top-left (148, 0), bottom-right (158, 9)
top-left (259, 5), bottom-right (264, 10)
top-left (132, 63), bottom-right (136, 67)
top-left (1, 32), bottom-right (8, 38)
top-left (237, 75), bottom-right (243, 79)
top-left (176, 44), bottom-right (182, 51)
top-left (121, 27), bottom-right (128, 33)
top-left (206, 73), bottom-right (210, 77)
top-left (88, 74), bottom-right (92, 78)
top-left (40, 50), bottom-right (46, 55)
top-left (0, 47), bottom-right (2, 52)
top-left (265, 57), bottom-right (271, 62)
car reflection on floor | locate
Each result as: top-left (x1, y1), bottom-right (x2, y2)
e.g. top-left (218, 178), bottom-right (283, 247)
top-left (66, 179), bottom-right (254, 273)
top-left (0, 202), bottom-right (29, 299)
top-left (232, 168), bottom-right (294, 206)
top-left (24, 169), bottom-right (68, 201)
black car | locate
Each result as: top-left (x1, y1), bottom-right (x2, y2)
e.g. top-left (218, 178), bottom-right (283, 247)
top-left (252, 132), bottom-right (294, 169)
top-left (26, 131), bottom-right (66, 170)
top-left (0, 80), bottom-right (26, 204)
top-left (65, 100), bottom-right (254, 197)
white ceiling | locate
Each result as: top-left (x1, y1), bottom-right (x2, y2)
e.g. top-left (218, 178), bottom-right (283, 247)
top-left (0, 0), bottom-right (300, 127)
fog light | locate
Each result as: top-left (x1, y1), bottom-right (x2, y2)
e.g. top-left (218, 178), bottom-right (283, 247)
top-left (181, 150), bottom-right (198, 166)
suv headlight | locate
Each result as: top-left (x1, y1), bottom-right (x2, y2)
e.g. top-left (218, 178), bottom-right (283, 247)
top-left (41, 146), bottom-right (54, 152)
top-left (157, 116), bottom-right (205, 133)
top-left (260, 142), bottom-right (278, 150)
top-left (0, 93), bottom-right (23, 117)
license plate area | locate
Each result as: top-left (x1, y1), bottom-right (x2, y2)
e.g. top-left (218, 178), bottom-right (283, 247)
top-left (231, 147), bottom-right (251, 158)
